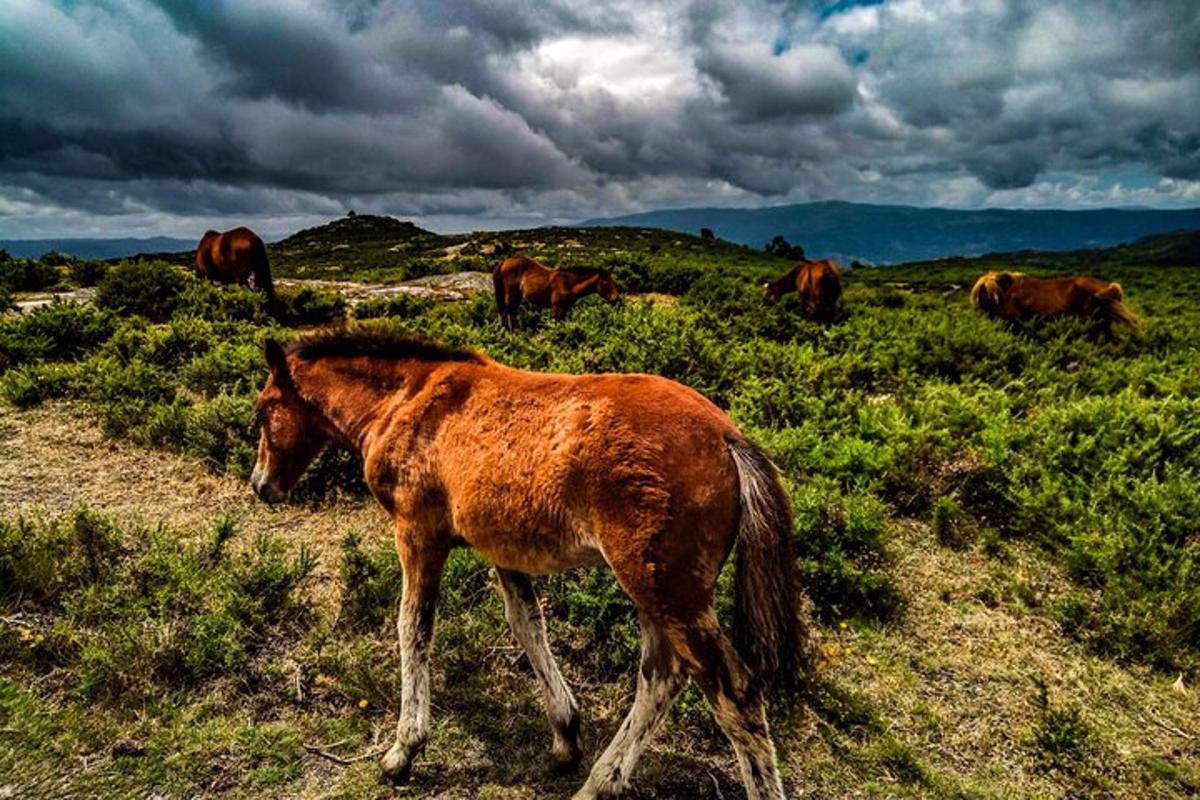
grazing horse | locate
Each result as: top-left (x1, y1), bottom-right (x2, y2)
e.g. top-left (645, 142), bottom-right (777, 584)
top-left (195, 227), bottom-right (275, 299)
top-left (250, 327), bottom-right (815, 800)
top-left (764, 259), bottom-right (843, 323)
top-left (970, 271), bottom-right (1138, 335)
top-left (493, 255), bottom-right (620, 330)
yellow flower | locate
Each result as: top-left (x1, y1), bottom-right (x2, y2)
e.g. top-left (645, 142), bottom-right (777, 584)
top-left (16, 627), bottom-right (35, 642)
top-left (358, 698), bottom-right (369, 709)
top-left (866, 655), bottom-right (878, 666)
top-left (838, 621), bottom-right (848, 631)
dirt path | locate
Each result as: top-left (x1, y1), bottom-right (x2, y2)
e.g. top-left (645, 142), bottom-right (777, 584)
top-left (0, 402), bottom-right (388, 599)
top-left (9, 272), bottom-right (493, 313)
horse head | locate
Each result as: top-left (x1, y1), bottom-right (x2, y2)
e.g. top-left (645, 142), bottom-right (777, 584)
top-left (250, 339), bottom-right (336, 503)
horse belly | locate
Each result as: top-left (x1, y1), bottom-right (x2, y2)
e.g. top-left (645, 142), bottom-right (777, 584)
top-left (456, 505), bottom-right (604, 575)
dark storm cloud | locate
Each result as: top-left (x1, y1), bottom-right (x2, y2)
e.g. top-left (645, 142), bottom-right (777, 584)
top-left (1, 0), bottom-right (1199, 237)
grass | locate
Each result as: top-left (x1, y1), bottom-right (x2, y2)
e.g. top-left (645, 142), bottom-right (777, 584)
top-left (2, 229), bottom-right (1199, 796)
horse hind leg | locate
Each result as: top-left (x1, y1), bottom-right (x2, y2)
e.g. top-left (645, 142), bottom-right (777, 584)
top-left (494, 568), bottom-right (583, 770)
top-left (573, 615), bottom-right (685, 800)
top-left (667, 610), bottom-right (787, 800)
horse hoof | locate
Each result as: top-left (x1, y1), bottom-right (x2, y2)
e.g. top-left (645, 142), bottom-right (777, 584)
top-left (378, 747), bottom-right (414, 785)
top-left (550, 747), bottom-right (584, 775)
top-left (378, 764), bottom-right (412, 786)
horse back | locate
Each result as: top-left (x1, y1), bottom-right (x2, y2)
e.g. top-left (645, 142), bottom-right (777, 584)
top-left (1008, 275), bottom-right (1116, 318)
top-left (380, 363), bottom-right (741, 576)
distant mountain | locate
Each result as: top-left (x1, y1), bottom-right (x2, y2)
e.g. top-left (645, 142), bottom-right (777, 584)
top-left (0, 237), bottom-right (195, 260)
top-left (578, 201), bottom-right (1200, 264)
top-left (912, 229), bottom-right (1200, 270)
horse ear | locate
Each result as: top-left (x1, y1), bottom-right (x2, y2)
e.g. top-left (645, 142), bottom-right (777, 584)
top-left (265, 339), bottom-right (290, 382)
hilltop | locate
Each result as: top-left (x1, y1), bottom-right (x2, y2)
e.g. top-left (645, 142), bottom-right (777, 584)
top-left (579, 201), bottom-right (1200, 264)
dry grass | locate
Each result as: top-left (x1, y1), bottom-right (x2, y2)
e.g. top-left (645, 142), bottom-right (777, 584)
top-left (2, 402), bottom-right (1197, 798)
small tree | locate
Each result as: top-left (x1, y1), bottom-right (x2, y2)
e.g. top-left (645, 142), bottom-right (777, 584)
top-left (765, 235), bottom-right (805, 260)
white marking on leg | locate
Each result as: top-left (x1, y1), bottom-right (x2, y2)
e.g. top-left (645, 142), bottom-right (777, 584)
top-left (574, 620), bottom-right (684, 800)
top-left (380, 557), bottom-right (440, 781)
top-left (495, 569), bottom-right (581, 765)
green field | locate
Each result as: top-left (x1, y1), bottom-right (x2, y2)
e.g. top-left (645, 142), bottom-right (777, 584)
top-left (1, 224), bottom-right (1198, 798)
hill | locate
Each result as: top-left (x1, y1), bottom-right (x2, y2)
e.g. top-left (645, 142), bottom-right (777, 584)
top-left (0, 236), bottom-right (195, 260)
top-left (579, 201), bottom-right (1200, 264)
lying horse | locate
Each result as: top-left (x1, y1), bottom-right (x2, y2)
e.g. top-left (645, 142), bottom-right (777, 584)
top-left (250, 327), bottom-right (814, 800)
top-left (970, 271), bottom-right (1138, 335)
top-left (195, 227), bottom-right (275, 299)
top-left (494, 255), bottom-right (620, 330)
top-left (764, 259), bottom-right (843, 323)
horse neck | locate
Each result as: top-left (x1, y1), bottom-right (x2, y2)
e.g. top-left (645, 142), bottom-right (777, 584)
top-left (565, 272), bottom-right (601, 294)
top-left (290, 357), bottom-right (412, 454)
top-left (770, 270), bottom-right (797, 295)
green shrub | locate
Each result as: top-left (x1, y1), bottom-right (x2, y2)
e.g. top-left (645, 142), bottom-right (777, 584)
top-left (95, 261), bottom-right (190, 321)
top-left (338, 531), bottom-right (402, 630)
top-left (68, 259), bottom-right (109, 287)
top-left (0, 362), bottom-right (80, 407)
top-left (354, 293), bottom-right (436, 320)
top-left (1028, 678), bottom-right (1094, 769)
top-left (272, 286), bottom-right (347, 326)
top-left (0, 258), bottom-right (65, 292)
top-left (175, 281), bottom-right (270, 323)
top-left (1, 511), bottom-right (316, 702)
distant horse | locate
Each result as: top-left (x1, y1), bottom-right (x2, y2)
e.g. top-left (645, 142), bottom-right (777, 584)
top-left (970, 272), bottom-right (1138, 336)
top-left (493, 255), bottom-right (620, 330)
top-left (764, 259), bottom-right (843, 323)
top-left (250, 327), bottom-right (815, 800)
top-left (195, 227), bottom-right (275, 300)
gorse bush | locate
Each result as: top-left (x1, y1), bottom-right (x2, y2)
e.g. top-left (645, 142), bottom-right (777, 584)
top-left (0, 257), bottom-right (65, 292)
top-left (95, 260), bottom-right (191, 321)
top-left (1, 255), bottom-right (1198, 670)
top-left (0, 510), bottom-right (313, 701)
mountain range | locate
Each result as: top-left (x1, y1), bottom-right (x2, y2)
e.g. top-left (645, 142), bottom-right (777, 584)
top-left (0, 237), bottom-right (196, 260)
top-left (578, 201), bottom-right (1200, 264)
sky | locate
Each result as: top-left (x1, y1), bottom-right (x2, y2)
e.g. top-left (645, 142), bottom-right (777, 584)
top-left (1, 0), bottom-right (1198, 239)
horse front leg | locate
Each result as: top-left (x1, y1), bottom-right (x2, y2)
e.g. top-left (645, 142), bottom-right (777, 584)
top-left (380, 535), bottom-right (450, 784)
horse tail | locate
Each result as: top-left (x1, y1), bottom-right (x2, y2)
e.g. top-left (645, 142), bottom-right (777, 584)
top-left (249, 235), bottom-right (275, 303)
top-left (1097, 282), bottom-right (1140, 331)
top-left (726, 435), bottom-right (817, 695)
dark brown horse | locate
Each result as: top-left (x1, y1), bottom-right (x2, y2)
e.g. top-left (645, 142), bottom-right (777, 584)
top-left (195, 227), bottom-right (275, 299)
top-left (764, 259), bottom-right (843, 323)
top-left (970, 271), bottom-right (1138, 335)
top-left (250, 327), bottom-right (815, 800)
top-left (493, 255), bottom-right (620, 330)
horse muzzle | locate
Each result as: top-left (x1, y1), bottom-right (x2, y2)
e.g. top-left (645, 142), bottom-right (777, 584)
top-left (250, 464), bottom-right (287, 504)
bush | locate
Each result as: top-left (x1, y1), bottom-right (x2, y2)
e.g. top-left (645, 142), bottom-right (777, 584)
top-left (68, 259), bottom-right (109, 287)
top-left (95, 261), bottom-right (190, 321)
top-left (0, 258), bottom-right (65, 292)
top-left (2, 511), bottom-right (313, 702)
top-left (338, 531), bottom-right (402, 630)
top-left (272, 286), bottom-right (347, 327)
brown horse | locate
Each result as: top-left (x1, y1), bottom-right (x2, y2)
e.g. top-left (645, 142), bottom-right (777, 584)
top-left (493, 255), bottom-right (620, 330)
top-left (195, 227), bottom-right (275, 299)
top-left (764, 259), bottom-right (843, 323)
top-left (970, 271), bottom-right (1138, 335)
top-left (250, 327), bottom-right (815, 800)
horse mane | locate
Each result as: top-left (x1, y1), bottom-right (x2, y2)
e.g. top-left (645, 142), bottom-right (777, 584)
top-left (287, 326), bottom-right (486, 364)
top-left (970, 271), bottom-right (1025, 307)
